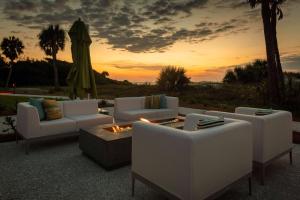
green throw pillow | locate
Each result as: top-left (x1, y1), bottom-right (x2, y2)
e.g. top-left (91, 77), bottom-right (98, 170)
top-left (159, 94), bottom-right (167, 108)
top-left (29, 98), bottom-right (45, 121)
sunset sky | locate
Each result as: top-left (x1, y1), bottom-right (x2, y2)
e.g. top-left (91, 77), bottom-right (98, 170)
top-left (0, 0), bottom-right (300, 82)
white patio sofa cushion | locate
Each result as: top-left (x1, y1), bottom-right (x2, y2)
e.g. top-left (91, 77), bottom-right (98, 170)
top-left (114, 96), bottom-right (178, 122)
top-left (40, 118), bottom-right (77, 137)
top-left (63, 99), bottom-right (113, 129)
top-left (68, 114), bottom-right (113, 130)
top-left (206, 107), bottom-right (293, 164)
top-left (63, 99), bottom-right (99, 116)
top-left (132, 113), bottom-right (253, 200)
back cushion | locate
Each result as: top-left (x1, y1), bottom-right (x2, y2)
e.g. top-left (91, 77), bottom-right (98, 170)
top-left (115, 97), bottom-right (144, 111)
top-left (63, 100), bottom-right (98, 117)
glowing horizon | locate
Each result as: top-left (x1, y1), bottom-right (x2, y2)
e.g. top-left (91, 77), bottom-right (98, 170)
top-left (0, 0), bottom-right (300, 82)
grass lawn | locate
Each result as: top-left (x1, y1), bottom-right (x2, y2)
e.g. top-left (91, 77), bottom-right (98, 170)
top-left (1, 83), bottom-right (299, 120)
top-left (0, 95), bottom-right (29, 116)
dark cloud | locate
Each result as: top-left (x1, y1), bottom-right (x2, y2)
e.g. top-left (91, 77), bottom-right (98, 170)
top-left (214, 0), bottom-right (248, 9)
top-left (2, 0), bottom-right (251, 53)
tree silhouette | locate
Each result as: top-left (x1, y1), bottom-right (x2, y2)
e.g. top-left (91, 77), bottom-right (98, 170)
top-left (38, 25), bottom-right (66, 90)
top-left (0, 56), bottom-right (5, 68)
top-left (223, 60), bottom-right (268, 84)
top-left (157, 66), bottom-right (190, 91)
top-left (248, 0), bottom-right (285, 104)
top-left (101, 71), bottom-right (109, 78)
top-left (0, 36), bottom-right (24, 87)
top-left (223, 70), bottom-right (237, 83)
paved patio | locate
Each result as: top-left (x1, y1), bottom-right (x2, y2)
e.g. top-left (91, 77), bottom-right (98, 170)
top-left (0, 140), bottom-right (299, 200)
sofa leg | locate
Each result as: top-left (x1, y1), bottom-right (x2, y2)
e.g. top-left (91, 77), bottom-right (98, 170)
top-left (248, 176), bottom-right (252, 196)
top-left (131, 174), bottom-right (135, 197)
top-left (289, 150), bottom-right (293, 165)
top-left (15, 131), bottom-right (18, 144)
top-left (25, 140), bottom-right (30, 155)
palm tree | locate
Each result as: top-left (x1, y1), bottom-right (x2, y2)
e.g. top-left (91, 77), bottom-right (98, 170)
top-left (248, 0), bottom-right (285, 104)
top-left (38, 25), bottom-right (66, 89)
top-left (0, 36), bottom-right (24, 87)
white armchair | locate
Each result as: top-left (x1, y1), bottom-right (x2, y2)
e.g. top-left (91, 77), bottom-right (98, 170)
top-left (131, 114), bottom-right (253, 200)
top-left (207, 107), bottom-right (293, 184)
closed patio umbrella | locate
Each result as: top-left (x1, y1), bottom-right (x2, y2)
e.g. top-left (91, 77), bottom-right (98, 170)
top-left (67, 18), bottom-right (97, 99)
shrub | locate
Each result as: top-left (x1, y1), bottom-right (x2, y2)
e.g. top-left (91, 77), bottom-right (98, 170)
top-left (157, 66), bottom-right (190, 91)
top-left (223, 60), bottom-right (267, 84)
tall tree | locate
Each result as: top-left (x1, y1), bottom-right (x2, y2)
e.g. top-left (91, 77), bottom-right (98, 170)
top-left (0, 36), bottom-right (24, 87)
top-left (38, 25), bottom-right (66, 89)
top-left (248, 0), bottom-right (286, 104)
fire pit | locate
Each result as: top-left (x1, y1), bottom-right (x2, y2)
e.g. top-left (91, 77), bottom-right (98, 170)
top-left (79, 116), bottom-right (185, 170)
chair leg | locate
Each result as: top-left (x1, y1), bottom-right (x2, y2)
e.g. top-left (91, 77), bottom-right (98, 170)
top-left (248, 176), bottom-right (252, 196)
top-left (260, 166), bottom-right (265, 185)
top-left (131, 174), bottom-right (135, 197)
top-left (289, 150), bottom-right (293, 165)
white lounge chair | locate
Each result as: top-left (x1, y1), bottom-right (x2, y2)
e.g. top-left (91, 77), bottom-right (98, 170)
top-left (132, 113), bottom-right (253, 200)
top-left (207, 107), bottom-right (293, 184)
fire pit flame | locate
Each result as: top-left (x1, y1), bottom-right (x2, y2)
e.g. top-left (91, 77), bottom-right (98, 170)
top-left (140, 118), bottom-right (151, 123)
top-left (111, 125), bottom-right (131, 134)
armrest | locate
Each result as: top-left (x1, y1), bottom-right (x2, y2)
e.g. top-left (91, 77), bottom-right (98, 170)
top-left (166, 96), bottom-right (178, 109)
top-left (259, 111), bottom-right (293, 162)
top-left (183, 113), bottom-right (237, 131)
top-left (189, 121), bottom-right (252, 199)
top-left (16, 103), bottom-right (40, 139)
top-left (132, 121), bottom-right (191, 199)
top-left (235, 107), bottom-right (280, 115)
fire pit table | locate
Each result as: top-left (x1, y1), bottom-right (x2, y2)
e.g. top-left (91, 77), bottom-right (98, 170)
top-left (79, 117), bottom-right (184, 170)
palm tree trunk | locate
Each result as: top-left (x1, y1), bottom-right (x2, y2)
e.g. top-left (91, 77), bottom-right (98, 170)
top-left (261, 0), bottom-right (280, 104)
top-left (5, 63), bottom-right (13, 88)
top-left (270, 2), bottom-right (285, 103)
top-left (52, 53), bottom-right (60, 90)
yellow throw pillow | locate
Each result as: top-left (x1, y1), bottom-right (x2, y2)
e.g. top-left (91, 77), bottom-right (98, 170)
top-left (151, 95), bottom-right (161, 109)
top-left (43, 99), bottom-right (62, 120)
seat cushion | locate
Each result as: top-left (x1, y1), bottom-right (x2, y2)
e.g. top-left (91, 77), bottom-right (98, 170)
top-left (39, 118), bottom-right (77, 137)
top-left (67, 114), bottom-right (113, 130)
top-left (63, 100), bottom-right (98, 117)
top-left (117, 109), bottom-right (177, 121)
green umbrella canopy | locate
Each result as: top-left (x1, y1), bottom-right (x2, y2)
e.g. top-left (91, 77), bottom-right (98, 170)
top-left (67, 18), bottom-right (97, 99)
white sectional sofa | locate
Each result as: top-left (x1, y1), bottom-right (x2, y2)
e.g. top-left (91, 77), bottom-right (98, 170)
top-left (206, 107), bottom-right (293, 184)
top-left (132, 113), bottom-right (253, 200)
top-left (114, 96), bottom-right (178, 122)
top-left (17, 99), bottom-right (113, 154)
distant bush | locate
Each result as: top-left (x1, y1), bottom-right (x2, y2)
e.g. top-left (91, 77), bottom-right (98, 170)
top-left (0, 58), bottom-right (124, 87)
top-left (157, 66), bottom-right (190, 91)
top-left (223, 60), bottom-right (268, 84)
